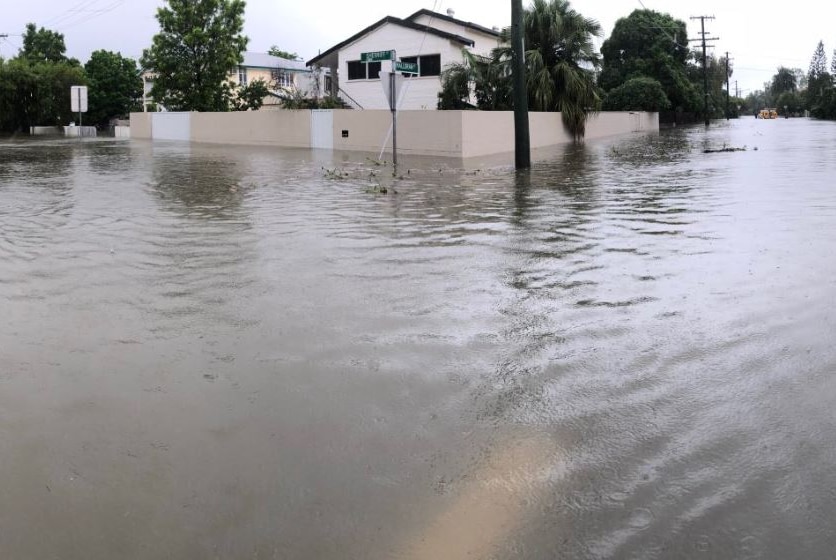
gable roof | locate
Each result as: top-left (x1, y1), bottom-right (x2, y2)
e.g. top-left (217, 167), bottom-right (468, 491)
top-left (242, 52), bottom-right (308, 72)
top-left (404, 9), bottom-right (501, 38)
top-left (307, 16), bottom-right (475, 67)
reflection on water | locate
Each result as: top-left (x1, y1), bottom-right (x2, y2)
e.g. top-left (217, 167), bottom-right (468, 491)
top-left (3, 120), bottom-right (836, 558)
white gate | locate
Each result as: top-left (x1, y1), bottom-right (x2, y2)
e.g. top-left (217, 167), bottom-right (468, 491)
top-left (310, 110), bottom-right (333, 150)
top-left (152, 112), bottom-right (191, 141)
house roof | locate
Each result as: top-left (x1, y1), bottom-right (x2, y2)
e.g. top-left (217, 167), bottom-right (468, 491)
top-left (306, 16), bottom-right (475, 67)
top-left (404, 9), bottom-right (501, 38)
top-left (242, 51), bottom-right (309, 72)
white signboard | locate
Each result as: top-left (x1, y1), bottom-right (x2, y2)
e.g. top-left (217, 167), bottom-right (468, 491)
top-left (70, 86), bottom-right (88, 113)
top-left (379, 71), bottom-right (405, 112)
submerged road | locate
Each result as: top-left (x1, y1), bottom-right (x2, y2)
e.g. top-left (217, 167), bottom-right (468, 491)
top-left (2, 118), bottom-right (836, 558)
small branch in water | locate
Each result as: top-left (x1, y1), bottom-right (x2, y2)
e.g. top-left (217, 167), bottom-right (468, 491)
top-left (704, 145), bottom-right (747, 154)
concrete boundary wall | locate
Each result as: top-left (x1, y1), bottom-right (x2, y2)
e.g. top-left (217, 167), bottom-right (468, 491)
top-left (130, 110), bottom-right (658, 158)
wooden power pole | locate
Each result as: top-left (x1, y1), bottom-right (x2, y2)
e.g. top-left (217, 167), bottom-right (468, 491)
top-left (690, 16), bottom-right (718, 126)
top-left (512, 0), bottom-right (530, 169)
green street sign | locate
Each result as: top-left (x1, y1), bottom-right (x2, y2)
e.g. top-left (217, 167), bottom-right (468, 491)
top-left (394, 61), bottom-right (419, 74)
top-left (361, 50), bottom-right (393, 62)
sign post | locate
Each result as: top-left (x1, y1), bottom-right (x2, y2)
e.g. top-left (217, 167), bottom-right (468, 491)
top-left (70, 85), bottom-right (88, 129)
top-left (364, 50), bottom-right (419, 168)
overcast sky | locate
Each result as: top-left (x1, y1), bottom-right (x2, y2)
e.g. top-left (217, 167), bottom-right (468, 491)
top-left (0, 0), bottom-right (830, 94)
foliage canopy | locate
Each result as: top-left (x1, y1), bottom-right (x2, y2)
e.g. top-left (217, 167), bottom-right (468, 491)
top-left (141, 0), bottom-right (249, 111)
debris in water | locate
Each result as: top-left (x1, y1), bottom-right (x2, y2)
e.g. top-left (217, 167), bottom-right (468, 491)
top-left (704, 145), bottom-right (746, 154)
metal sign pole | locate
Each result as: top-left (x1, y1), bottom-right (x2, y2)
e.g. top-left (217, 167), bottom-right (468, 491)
top-left (390, 72), bottom-right (397, 167)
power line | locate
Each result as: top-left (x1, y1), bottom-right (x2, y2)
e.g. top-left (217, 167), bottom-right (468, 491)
top-left (636, 0), bottom-right (690, 49)
top-left (57, 0), bottom-right (129, 32)
top-left (43, 0), bottom-right (104, 28)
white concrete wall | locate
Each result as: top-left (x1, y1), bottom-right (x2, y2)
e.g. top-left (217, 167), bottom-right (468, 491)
top-left (114, 126), bottom-right (131, 138)
top-left (63, 126), bottom-right (97, 138)
top-left (191, 111), bottom-right (311, 147)
top-left (130, 112), bottom-right (153, 139)
top-left (29, 126), bottom-right (63, 136)
top-left (332, 110), bottom-right (463, 156)
top-left (338, 22), bottom-right (465, 110)
top-left (129, 109), bottom-right (657, 157)
top-left (151, 112), bottom-right (191, 141)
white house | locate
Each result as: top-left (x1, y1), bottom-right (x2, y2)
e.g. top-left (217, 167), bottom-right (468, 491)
top-left (307, 9), bottom-right (501, 110)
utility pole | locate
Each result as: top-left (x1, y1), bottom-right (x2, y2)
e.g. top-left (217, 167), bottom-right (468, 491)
top-left (690, 16), bottom-right (718, 126)
top-left (735, 80), bottom-right (739, 99)
top-left (512, 0), bottom-right (530, 169)
top-left (724, 52), bottom-right (733, 120)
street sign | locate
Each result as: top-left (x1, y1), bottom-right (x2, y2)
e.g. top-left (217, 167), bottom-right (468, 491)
top-left (394, 61), bottom-right (419, 74)
top-left (379, 71), bottom-right (405, 111)
top-left (360, 50), bottom-right (393, 63)
top-left (70, 86), bottom-right (88, 113)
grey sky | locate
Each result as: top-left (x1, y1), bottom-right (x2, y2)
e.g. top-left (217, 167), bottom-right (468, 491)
top-left (0, 0), bottom-right (830, 95)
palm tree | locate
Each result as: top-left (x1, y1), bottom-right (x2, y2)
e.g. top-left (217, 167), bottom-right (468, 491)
top-left (508, 0), bottom-right (602, 139)
top-left (438, 50), bottom-right (512, 110)
top-left (439, 0), bottom-right (601, 141)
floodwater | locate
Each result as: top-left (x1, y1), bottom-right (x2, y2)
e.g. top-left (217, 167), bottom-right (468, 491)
top-left (2, 118), bottom-right (836, 559)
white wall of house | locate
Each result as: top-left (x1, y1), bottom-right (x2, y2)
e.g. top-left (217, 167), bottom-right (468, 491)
top-left (409, 14), bottom-right (500, 57)
top-left (338, 22), bottom-right (468, 110)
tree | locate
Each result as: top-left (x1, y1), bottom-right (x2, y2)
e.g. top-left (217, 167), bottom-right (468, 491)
top-left (0, 23), bottom-right (86, 132)
top-left (20, 23), bottom-right (68, 63)
top-left (599, 10), bottom-right (699, 113)
top-left (602, 77), bottom-right (671, 111)
top-left (438, 0), bottom-right (600, 140)
top-left (267, 46), bottom-right (299, 60)
top-left (141, 0), bottom-right (248, 111)
top-left (808, 41), bottom-right (832, 112)
top-left (0, 58), bottom-right (86, 131)
top-left (771, 66), bottom-right (797, 96)
top-left (84, 50), bottom-right (142, 127)
top-left (231, 79), bottom-right (269, 110)
top-left (438, 50), bottom-right (512, 110)
top-left (513, 0), bottom-right (602, 139)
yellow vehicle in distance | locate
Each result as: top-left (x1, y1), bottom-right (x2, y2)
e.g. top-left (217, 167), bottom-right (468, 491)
top-left (758, 108), bottom-right (779, 119)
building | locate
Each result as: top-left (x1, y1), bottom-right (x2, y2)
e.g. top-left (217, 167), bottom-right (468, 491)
top-left (228, 52), bottom-right (325, 108)
top-left (307, 9), bottom-right (501, 110)
top-left (142, 52), bottom-right (325, 111)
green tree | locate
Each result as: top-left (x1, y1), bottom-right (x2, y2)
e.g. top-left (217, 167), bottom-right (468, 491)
top-left (602, 77), bottom-right (670, 111)
top-left (776, 90), bottom-right (804, 116)
top-left (599, 10), bottom-right (699, 113)
top-left (267, 46), bottom-right (299, 60)
top-left (437, 50), bottom-right (512, 110)
top-left (771, 66), bottom-right (797, 96)
top-left (808, 41), bottom-right (832, 111)
top-left (0, 58), bottom-right (86, 131)
top-left (141, 0), bottom-right (248, 111)
top-left (84, 50), bottom-right (142, 127)
top-left (438, 0), bottom-right (600, 139)
top-left (231, 79), bottom-right (269, 110)
top-left (509, 0), bottom-right (602, 139)
top-left (20, 23), bottom-right (68, 63)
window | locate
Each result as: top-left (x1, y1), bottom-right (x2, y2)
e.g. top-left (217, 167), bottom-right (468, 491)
top-left (272, 69), bottom-right (293, 88)
top-left (400, 54), bottom-right (441, 78)
top-left (420, 54), bottom-right (441, 77)
top-left (347, 60), bottom-right (381, 81)
top-left (238, 66), bottom-right (248, 86)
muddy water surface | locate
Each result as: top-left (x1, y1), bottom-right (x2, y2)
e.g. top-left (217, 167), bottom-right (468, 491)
top-left (2, 119), bottom-right (836, 559)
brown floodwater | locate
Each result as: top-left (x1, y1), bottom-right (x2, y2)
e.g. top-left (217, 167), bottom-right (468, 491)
top-left (2, 118), bottom-right (836, 559)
